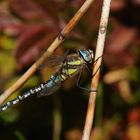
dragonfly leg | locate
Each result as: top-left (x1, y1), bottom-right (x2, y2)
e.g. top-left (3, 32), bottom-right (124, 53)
top-left (76, 55), bottom-right (103, 93)
top-left (85, 55), bottom-right (103, 75)
top-left (92, 55), bottom-right (103, 77)
top-left (76, 69), bottom-right (97, 93)
top-left (94, 55), bottom-right (103, 63)
top-left (85, 64), bottom-right (92, 75)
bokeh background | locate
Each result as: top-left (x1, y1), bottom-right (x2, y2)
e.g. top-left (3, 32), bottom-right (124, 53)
top-left (0, 0), bottom-right (140, 140)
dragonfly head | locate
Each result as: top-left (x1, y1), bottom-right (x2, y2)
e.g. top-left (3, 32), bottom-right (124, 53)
top-left (79, 49), bottom-right (94, 63)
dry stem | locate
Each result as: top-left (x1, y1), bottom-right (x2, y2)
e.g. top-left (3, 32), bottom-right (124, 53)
top-left (82, 0), bottom-right (112, 140)
top-left (0, 0), bottom-right (96, 105)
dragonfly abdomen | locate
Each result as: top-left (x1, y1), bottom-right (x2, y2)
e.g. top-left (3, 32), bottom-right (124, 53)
top-left (0, 84), bottom-right (47, 112)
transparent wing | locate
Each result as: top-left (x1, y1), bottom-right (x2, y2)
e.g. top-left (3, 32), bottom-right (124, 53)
top-left (37, 83), bottom-right (61, 97)
top-left (38, 49), bottom-right (75, 69)
top-left (38, 55), bottom-right (64, 69)
top-left (37, 49), bottom-right (79, 97)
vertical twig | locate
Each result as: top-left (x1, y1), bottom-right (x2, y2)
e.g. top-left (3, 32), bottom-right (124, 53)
top-left (82, 0), bottom-right (112, 140)
top-left (0, 0), bottom-right (96, 105)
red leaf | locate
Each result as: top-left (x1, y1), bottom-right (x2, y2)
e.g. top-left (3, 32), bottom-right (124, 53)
top-left (110, 0), bottom-right (125, 11)
top-left (105, 24), bottom-right (138, 54)
top-left (9, 0), bottom-right (55, 26)
top-left (104, 52), bottom-right (135, 68)
top-left (14, 24), bottom-right (57, 69)
top-left (127, 107), bottom-right (140, 123)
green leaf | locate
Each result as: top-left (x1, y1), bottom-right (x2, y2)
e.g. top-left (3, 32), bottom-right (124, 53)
top-left (15, 130), bottom-right (26, 140)
top-left (0, 51), bottom-right (16, 78)
top-left (0, 36), bottom-right (15, 51)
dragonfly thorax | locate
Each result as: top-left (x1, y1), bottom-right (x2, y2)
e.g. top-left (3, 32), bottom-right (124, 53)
top-left (79, 49), bottom-right (94, 64)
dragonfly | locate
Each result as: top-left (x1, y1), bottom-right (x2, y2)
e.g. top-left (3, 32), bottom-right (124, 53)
top-left (0, 49), bottom-right (97, 112)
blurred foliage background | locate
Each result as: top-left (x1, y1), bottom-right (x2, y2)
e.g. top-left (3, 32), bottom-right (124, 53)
top-left (0, 0), bottom-right (140, 140)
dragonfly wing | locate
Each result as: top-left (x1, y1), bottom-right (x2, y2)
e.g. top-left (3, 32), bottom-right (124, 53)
top-left (38, 55), bottom-right (64, 69)
top-left (38, 49), bottom-right (76, 69)
top-left (37, 83), bottom-right (61, 97)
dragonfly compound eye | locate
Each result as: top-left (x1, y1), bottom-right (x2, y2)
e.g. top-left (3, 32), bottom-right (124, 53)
top-left (79, 49), bottom-right (94, 63)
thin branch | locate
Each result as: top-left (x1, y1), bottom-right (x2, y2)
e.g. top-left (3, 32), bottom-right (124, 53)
top-left (82, 0), bottom-right (112, 140)
top-left (0, 0), bottom-right (96, 105)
